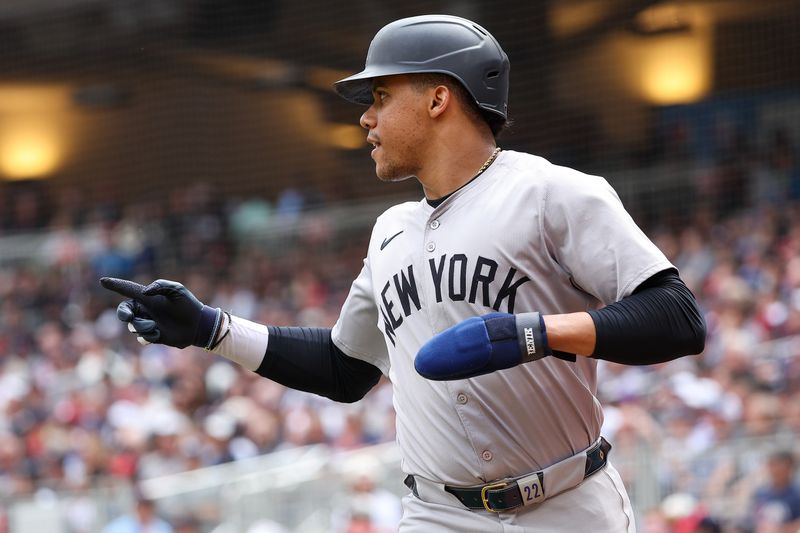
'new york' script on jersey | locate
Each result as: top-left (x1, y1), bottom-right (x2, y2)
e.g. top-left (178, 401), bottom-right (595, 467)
top-left (379, 255), bottom-right (530, 345)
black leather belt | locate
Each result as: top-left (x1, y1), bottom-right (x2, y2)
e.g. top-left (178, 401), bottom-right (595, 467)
top-left (404, 437), bottom-right (611, 513)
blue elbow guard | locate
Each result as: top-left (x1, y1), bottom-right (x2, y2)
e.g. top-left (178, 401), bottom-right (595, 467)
top-left (415, 312), bottom-right (556, 380)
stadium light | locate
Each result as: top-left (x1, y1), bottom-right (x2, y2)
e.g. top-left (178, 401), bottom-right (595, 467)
top-left (0, 85), bottom-right (70, 180)
top-left (638, 31), bottom-right (712, 105)
top-left (0, 83), bottom-right (71, 180)
top-left (0, 120), bottom-right (62, 180)
top-left (628, 4), bottom-right (713, 105)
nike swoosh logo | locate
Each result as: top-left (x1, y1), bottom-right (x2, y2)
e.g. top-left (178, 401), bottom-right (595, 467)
top-left (380, 230), bottom-right (404, 251)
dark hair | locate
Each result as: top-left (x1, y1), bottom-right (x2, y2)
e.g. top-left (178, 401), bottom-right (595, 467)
top-left (770, 450), bottom-right (796, 466)
top-left (411, 73), bottom-right (508, 138)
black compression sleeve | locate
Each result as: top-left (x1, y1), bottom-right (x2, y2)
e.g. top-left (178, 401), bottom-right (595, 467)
top-left (587, 269), bottom-right (706, 365)
top-left (255, 326), bottom-right (382, 403)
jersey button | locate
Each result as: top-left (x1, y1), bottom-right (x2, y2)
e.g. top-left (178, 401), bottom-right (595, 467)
top-left (456, 393), bottom-right (468, 404)
top-left (430, 220), bottom-right (440, 230)
top-left (426, 242), bottom-right (436, 252)
top-left (481, 450), bottom-right (493, 462)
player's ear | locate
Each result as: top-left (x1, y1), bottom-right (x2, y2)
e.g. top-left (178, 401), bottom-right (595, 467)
top-left (428, 85), bottom-right (451, 118)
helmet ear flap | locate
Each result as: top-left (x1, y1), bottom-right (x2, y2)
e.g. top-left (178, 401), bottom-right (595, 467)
top-left (335, 15), bottom-right (510, 122)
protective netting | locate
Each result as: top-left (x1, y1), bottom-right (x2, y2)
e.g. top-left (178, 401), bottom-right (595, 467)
top-left (1, 2), bottom-right (799, 532)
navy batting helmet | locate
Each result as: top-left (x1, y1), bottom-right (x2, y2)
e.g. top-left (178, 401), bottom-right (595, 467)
top-left (334, 14), bottom-right (510, 121)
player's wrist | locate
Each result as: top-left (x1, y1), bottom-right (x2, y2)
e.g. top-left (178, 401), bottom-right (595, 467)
top-left (193, 305), bottom-right (224, 349)
top-left (515, 312), bottom-right (552, 362)
top-left (206, 311), bottom-right (232, 350)
top-left (539, 312), bottom-right (596, 356)
top-left (209, 314), bottom-right (270, 371)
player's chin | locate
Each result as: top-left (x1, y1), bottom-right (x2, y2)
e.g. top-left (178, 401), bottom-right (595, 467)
top-left (375, 163), bottom-right (415, 183)
top-left (375, 170), bottom-right (415, 183)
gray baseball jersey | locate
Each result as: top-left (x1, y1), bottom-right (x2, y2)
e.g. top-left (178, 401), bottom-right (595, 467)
top-left (331, 149), bottom-right (672, 487)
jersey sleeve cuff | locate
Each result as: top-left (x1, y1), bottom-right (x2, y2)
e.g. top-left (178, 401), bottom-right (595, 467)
top-left (331, 333), bottom-right (390, 376)
top-left (616, 260), bottom-right (675, 301)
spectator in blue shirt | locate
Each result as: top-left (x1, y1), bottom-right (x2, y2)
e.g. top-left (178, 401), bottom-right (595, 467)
top-left (751, 450), bottom-right (800, 532)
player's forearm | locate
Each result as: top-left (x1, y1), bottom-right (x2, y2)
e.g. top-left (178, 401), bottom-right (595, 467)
top-left (256, 326), bottom-right (382, 403)
top-left (541, 312), bottom-right (596, 356)
top-left (544, 280), bottom-right (705, 365)
top-left (585, 269), bottom-right (706, 365)
top-left (536, 270), bottom-right (708, 362)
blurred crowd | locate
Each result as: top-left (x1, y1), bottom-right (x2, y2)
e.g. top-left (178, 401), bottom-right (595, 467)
top-left (0, 122), bottom-right (798, 532)
top-left (0, 184), bottom-right (398, 532)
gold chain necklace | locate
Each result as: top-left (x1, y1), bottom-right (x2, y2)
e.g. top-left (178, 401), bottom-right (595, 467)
top-left (428, 147), bottom-right (501, 206)
top-left (477, 147), bottom-right (501, 176)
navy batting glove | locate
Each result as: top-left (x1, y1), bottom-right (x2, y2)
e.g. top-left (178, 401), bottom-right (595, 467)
top-left (100, 277), bottom-right (222, 349)
top-left (415, 312), bottom-right (561, 380)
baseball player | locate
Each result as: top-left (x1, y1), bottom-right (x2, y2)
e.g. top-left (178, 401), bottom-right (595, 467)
top-left (101, 15), bottom-right (706, 532)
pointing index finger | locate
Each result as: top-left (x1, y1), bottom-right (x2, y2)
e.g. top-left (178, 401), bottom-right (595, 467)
top-left (100, 277), bottom-right (147, 300)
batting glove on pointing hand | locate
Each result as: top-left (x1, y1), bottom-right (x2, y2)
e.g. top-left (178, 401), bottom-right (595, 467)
top-left (100, 277), bottom-right (223, 349)
top-left (415, 312), bottom-right (574, 380)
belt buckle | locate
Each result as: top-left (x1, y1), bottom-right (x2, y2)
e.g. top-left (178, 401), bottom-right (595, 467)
top-left (480, 482), bottom-right (508, 513)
